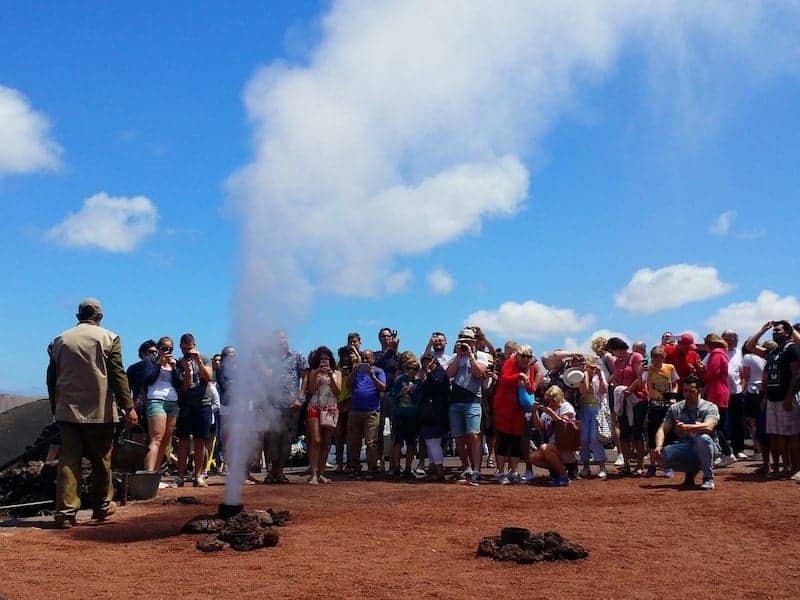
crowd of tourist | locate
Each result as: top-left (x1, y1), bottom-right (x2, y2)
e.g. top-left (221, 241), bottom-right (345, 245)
top-left (125, 320), bottom-right (800, 492)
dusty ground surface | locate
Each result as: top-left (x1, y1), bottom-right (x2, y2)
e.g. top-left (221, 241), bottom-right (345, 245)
top-left (1, 460), bottom-right (798, 600)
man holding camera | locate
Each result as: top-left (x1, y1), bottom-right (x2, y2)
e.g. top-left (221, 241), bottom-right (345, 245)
top-left (446, 327), bottom-right (489, 484)
top-left (744, 320), bottom-right (800, 479)
top-left (375, 327), bottom-right (400, 470)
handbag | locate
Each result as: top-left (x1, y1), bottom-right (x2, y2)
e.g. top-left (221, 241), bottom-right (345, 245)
top-left (554, 419), bottom-right (581, 451)
top-left (596, 406), bottom-right (613, 444)
top-left (320, 405), bottom-right (339, 428)
top-left (518, 386), bottom-right (535, 412)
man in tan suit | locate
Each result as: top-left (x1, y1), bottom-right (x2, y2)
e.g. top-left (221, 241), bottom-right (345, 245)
top-left (47, 298), bottom-right (137, 528)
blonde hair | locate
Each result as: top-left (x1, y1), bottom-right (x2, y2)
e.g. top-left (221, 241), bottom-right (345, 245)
top-left (591, 336), bottom-right (608, 356)
top-left (516, 343), bottom-right (533, 358)
top-left (544, 385), bottom-right (564, 403)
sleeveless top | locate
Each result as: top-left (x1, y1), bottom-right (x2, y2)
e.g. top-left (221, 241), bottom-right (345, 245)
top-left (310, 372), bottom-right (338, 409)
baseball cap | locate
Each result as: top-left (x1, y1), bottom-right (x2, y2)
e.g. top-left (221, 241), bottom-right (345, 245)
top-left (677, 333), bottom-right (696, 349)
top-left (77, 297), bottom-right (103, 319)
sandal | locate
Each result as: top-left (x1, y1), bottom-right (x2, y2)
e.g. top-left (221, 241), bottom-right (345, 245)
top-left (487, 458), bottom-right (496, 469)
top-left (319, 475), bottom-right (333, 484)
top-left (308, 476), bottom-right (319, 486)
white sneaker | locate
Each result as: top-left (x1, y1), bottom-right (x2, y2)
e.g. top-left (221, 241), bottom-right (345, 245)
top-left (713, 456), bottom-right (722, 466)
top-left (735, 452), bottom-right (748, 460)
top-left (522, 470), bottom-right (534, 483)
top-left (499, 475), bottom-right (511, 485)
top-left (700, 479), bottom-right (715, 490)
top-left (717, 455), bottom-right (736, 468)
top-left (789, 471), bottom-right (800, 482)
top-left (614, 454), bottom-right (625, 467)
top-left (597, 469), bottom-right (608, 480)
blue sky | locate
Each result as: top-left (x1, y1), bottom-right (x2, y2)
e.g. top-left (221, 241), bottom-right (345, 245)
top-left (2, 2), bottom-right (799, 395)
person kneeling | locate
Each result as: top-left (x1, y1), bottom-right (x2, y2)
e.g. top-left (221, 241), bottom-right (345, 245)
top-left (654, 375), bottom-right (719, 490)
top-left (528, 386), bottom-right (576, 486)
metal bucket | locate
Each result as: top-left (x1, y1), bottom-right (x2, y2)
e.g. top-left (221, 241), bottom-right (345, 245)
top-left (126, 470), bottom-right (161, 500)
top-left (111, 426), bottom-right (147, 472)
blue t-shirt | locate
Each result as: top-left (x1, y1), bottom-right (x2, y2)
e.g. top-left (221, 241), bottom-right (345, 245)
top-left (351, 366), bottom-right (385, 412)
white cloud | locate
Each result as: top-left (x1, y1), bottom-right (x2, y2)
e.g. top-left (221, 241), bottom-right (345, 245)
top-left (384, 269), bottom-right (413, 294)
top-left (704, 290), bottom-right (800, 335)
top-left (615, 263), bottom-right (734, 314)
top-left (46, 192), bottom-right (158, 252)
top-left (709, 209), bottom-right (766, 239)
top-left (465, 300), bottom-right (595, 341)
top-left (225, 0), bottom-right (800, 348)
top-left (0, 86), bottom-right (62, 176)
top-left (710, 210), bottom-right (736, 235)
top-left (563, 328), bottom-right (630, 353)
top-left (427, 268), bottom-right (454, 295)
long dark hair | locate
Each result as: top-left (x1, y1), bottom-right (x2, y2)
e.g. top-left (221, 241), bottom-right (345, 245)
top-left (309, 345), bottom-right (335, 369)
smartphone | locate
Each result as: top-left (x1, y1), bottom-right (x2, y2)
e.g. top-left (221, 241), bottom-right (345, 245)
top-left (358, 362), bottom-right (372, 374)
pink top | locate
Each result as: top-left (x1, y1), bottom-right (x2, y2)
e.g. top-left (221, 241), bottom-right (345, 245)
top-left (703, 348), bottom-right (730, 408)
top-left (613, 352), bottom-right (648, 402)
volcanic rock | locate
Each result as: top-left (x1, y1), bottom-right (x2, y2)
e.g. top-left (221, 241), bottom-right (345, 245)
top-left (267, 508), bottom-right (290, 526)
top-left (182, 515), bottom-right (226, 534)
top-left (196, 535), bottom-right (229, 552)
top-left (477, 529), bottom-right (588, 564)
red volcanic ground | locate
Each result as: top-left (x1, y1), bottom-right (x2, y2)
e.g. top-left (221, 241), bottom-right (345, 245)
top-left (1, 462), bottom-right (798, 600)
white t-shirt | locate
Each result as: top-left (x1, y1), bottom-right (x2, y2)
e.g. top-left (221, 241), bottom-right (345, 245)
top-left (742, 353), bottom-right (766, 395)
top-left (449, 350), bottom-right (490, 397)
top-left (727, 349), bottom-right (743, 394)
top-left (542, 401), bottom-right (576, 445)
top-left (147, 367), bottom-right (178, 402)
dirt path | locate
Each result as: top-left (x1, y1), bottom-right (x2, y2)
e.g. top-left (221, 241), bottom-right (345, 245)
top-left (1, 465), bottom-right (798, 599)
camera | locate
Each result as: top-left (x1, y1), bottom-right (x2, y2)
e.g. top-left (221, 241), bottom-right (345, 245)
top-left (391, 330), bottom-right (398, 338)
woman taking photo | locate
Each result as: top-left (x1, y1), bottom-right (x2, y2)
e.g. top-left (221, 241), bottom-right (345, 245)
top-left (305, 346), bottom-right (341, 485)
top-left (529, 385), bottom-right (577, 486)
top-left (493, 344), bottom-right (536, 484)
top-left (578, 358), bottom-right (608, 479)
top-left (142, 336), bottom-right (180, 473)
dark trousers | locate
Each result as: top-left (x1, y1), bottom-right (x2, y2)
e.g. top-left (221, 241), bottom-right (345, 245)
top-left (717, 407), bottom-right (732, 456)
top-left (727, 393), bottom-right (746, 454)
top-left (56, 421), bottom-right (116, 513)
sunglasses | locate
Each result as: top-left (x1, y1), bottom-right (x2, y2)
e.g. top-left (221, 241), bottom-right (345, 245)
top-left (159, 346), bottom-right (173, 352)
top-left (146, 349), bottom-right (158, 355)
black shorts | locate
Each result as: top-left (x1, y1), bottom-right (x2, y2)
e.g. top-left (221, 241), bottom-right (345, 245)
top-left (646, 406), bottom-right (668, 449)
top-left (495, 431), bottom-right (523, 459)
top-left (744, 392), bottom-right (763, 420)
top-left (392, 414), bottom-right (419, 446)
top-left (176, 403), bottom-right (212, 439)
top-left (619, 401), bottom-right (648, 442)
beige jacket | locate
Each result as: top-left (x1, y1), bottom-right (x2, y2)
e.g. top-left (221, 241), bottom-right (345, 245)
top-left (47, 322), bottom-right (132, 423)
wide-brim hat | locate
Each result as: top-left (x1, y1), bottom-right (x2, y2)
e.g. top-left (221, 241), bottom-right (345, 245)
top-left (563, 367), bottom-right (584, 388)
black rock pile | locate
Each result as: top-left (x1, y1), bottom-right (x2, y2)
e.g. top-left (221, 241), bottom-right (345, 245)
top-left (477, 528), bottom-right (588, 564)
top-left (183, 508), bottom-right (290, 552)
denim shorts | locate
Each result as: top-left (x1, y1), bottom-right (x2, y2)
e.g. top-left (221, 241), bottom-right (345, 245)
top-left (449, 402), bottom-right (482, 437)
top-left (146, 399), bottom-right (180, 418)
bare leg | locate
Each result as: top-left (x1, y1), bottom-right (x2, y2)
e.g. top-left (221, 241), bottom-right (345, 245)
top-left (307, 418), bottom-right (321, 481)
top-left (144, 414), bottom-right (166, 472)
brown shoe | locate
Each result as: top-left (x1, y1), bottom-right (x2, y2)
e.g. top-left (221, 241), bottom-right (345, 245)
top-left (54, 513), bottom-right (77, 529)
top-left (91, 501), bottom-right (117, 521)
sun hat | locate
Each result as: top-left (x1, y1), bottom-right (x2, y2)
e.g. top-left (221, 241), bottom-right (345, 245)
top-left (563, 367), bottom-right (585, 388)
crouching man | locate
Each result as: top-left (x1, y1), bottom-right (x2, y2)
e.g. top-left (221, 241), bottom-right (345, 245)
top-left (654, 375), bottom-right (719, 490)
